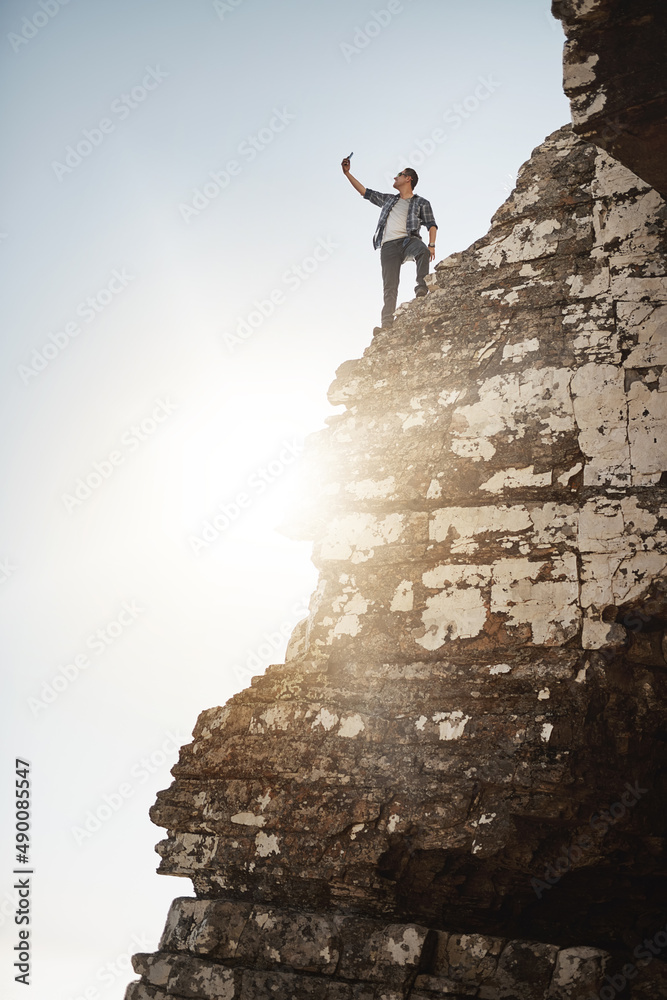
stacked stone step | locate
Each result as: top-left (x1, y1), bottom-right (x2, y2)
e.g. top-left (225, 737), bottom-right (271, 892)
top-left (149, 642), bottom-right (665, 930)
top-left (127, 896), bottom-right (609, 999)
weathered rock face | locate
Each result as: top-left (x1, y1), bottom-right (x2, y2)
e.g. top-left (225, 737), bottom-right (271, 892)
top-left (127, 906), bottom-right (612, 1000)
top-left (124, 126), bottom-right (667, 999)
top-left (293, 131), bottom-right (667, 664)
top-left (552, 0), bottom-right (667, 197)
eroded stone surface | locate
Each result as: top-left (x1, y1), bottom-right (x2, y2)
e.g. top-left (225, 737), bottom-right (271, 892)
top-left (553, 0), bottom-right (667, 196)
top-left (129, 899), bottom-right (609, 999)
top-left (125, 124), bottom-right (667, 1000)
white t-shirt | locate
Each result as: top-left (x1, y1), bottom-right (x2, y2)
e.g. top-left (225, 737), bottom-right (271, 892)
top-left (381, 197), bottom-right (411, 244)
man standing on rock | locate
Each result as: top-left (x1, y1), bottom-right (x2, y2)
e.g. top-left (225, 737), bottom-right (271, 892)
top-left (341, 156), bottom-right (438, 331)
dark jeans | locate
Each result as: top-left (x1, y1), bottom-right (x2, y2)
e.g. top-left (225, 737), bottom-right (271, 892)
top-left (380, 236), bottom-right (430, 327)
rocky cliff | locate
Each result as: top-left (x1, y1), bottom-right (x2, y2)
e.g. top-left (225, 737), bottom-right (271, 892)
top-left (124, 26), bottom-right (667, 1000)
top-left (553, 0), bottom-right (667, 198)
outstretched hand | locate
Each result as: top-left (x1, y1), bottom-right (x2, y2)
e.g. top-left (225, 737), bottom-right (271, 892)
top-left (341, 157), bottom-right (351, 174)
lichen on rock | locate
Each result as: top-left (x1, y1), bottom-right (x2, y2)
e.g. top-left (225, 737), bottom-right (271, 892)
top-left (125, 79), bottom-right (667, 1000)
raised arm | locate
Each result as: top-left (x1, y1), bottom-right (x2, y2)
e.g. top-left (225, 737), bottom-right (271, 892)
top-left (341, 157), bottom-right (366, 196)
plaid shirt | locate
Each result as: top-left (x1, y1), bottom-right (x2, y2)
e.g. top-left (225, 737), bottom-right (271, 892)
top-left (363, 188), bottom-right (438, 250)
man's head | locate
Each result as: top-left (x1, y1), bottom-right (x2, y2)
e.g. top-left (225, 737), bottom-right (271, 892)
top-left (393, 167), bottom-right (418, 194)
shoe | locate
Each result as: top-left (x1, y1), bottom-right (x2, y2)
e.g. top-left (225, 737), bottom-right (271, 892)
top-left (415, 286), bottom-right (428, 298)
top-left (373, 325), bottom-right (392, 335)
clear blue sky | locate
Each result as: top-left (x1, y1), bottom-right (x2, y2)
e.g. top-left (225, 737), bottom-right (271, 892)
top-left (0, 2), bottom-right (570, 997)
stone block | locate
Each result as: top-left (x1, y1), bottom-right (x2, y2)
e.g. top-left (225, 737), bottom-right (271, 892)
top-left (132, 951), bottom-right (236, 999)
top-left (235, 906), bottom-right (339, 973)
top-left (547, 946), bottom-right (609, 998)
top-left (158, 897), bottom-right (203, 951)
top-left (445, 932), bottom-right (505, 984)
top-left (479, 939), bottom-right (559, 999)
top-left (124, 982), bottom-right (172, 1000)
top-left (238, 968), bottom-right (380, 998)
top-left (190, 900), bottom-right (252, 959)
top-left (159, 898), bottom-right (253, 959)
top-left (336, 917), bottom-right (431, 987)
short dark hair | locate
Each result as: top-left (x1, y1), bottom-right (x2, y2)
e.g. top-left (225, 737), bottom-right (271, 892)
top-left (404, 167), bottom-right (418, 189)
